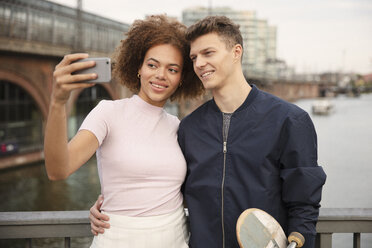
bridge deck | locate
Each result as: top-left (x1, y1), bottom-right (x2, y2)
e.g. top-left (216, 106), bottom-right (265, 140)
top-left (0, 0), bottom-right (130, 57)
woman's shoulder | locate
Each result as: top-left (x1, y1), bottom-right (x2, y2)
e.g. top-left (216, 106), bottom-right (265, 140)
top-left (86, 99), bottom-right (129, 120)
top-left (96, 98), bottom-right (130, 109)
top-left (164, 111), bottom-right (180, 126)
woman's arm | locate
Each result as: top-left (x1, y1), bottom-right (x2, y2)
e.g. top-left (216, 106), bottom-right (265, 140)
top-left (44, 53), bottom-right (99, 180)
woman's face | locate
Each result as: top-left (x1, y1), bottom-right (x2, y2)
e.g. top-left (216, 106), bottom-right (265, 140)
top-left (138, 44), bottom-right (183, 107)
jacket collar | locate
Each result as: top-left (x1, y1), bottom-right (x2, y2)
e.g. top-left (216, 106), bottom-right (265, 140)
top-left (211, 84), bottom-right (259, 114)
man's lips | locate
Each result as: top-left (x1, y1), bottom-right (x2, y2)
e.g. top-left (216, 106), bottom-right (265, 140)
top-left (200, 70), bottom-right (214, 78)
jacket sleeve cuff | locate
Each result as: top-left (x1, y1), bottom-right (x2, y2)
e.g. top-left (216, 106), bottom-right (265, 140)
top-left (300, 233), bottom-right (316, 248)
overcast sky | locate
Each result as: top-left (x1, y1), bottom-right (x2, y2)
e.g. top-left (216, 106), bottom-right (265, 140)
top-left (49, 0), bottom-right (372, 75)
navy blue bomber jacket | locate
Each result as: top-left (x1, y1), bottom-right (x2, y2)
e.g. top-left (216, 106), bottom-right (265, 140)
top-left (178, 85), bottom-right (327, 248)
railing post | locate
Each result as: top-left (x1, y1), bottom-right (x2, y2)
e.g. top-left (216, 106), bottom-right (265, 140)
top-left (319, 233), bottom-right (332, 248)
top-left (25, 238), bottom-right (32, 248)
top-left (64, 237), bottom-right (71, 248)
top-left (353, 233), bottom-right (361, 248)
top-left (315, 233), bottom-right (320, 248)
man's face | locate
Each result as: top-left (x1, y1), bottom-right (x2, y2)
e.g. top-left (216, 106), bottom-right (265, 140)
top-left (189, 32), bottom-right (236, 91)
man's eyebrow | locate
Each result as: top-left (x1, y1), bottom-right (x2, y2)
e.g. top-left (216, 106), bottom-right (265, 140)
top-left (147, 57), bottom-right (181, 67)
top-left (190, 47), bottom-right (214, 56)
top-left (200, 47), bottom-right (213, 52)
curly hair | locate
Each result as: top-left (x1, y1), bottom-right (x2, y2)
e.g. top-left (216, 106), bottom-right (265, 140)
top-left (113, 15), bottom-right (204, 101)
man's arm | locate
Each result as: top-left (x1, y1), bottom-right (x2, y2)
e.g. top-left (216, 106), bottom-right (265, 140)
top-left (89, 195), bottom-right (110, 235)
top-left (177, 122), bottom-right (187, 195)
top-left (279, 112), bottom-right (327, 248)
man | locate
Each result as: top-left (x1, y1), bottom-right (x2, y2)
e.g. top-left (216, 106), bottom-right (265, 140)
top-left (90, 16), bottom-right (326, 248)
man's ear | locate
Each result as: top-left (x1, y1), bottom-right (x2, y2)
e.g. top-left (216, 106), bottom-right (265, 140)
top-left (232, 44), bottom-right (243, 62)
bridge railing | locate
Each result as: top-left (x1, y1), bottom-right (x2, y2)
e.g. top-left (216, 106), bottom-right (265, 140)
top-left (315, 208), bottom-right (372, 248)
top-left (0, 0), bottom-right (129, 56)
top-left (0, 208), bottom-right (371, 248)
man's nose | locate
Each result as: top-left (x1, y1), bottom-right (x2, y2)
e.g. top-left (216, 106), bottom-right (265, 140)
top-left (195, 57), bottom-right (206, 68)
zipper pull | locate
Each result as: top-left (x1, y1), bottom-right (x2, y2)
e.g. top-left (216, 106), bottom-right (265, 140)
top-left (223, 141), bottom-right (227, 153)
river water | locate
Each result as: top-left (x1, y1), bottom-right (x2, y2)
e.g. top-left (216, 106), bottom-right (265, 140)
top-left (1, 93), bottom-right (371, 247)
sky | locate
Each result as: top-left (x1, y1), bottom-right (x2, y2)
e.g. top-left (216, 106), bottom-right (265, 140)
top-left (49, 0), bottom-right (372, 75)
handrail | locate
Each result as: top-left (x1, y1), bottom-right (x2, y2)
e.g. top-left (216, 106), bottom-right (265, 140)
top-left (0, 210), bottom-right (91, 248)
top-left (0, 208), bottom-right (371, 248)
top-left (316, 208), bottom-right (372, 248)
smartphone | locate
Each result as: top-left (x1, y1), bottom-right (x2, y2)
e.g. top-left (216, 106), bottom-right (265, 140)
top-left (72, 57), bottom-right (111, 83)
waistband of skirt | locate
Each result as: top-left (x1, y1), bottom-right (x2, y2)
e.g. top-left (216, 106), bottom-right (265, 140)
top-left (103, 206), bottom-right (186, 229)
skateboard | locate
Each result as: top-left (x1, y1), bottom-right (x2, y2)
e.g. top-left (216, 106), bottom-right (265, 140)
top-left (236, 208), bottom-right (305, 248)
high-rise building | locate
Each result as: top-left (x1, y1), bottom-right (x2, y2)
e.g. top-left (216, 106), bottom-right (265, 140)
top-left (182, 7), bottom-right (280, 79)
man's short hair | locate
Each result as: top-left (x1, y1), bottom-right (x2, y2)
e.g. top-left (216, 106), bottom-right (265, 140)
top-left (186, 15), bottom-right (243, 50)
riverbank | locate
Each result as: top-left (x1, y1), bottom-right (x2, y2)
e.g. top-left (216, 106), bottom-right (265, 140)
top-left (0, 150), bottom-right (44, 170)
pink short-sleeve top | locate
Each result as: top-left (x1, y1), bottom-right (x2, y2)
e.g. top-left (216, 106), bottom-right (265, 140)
top-left (79, 95), bottom-right (186, 216)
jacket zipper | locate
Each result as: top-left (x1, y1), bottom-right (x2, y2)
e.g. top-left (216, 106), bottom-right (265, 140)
top-left (222, 140), bottom-right (227, 248)
top-left (222, 112), bottom-right (232, 248)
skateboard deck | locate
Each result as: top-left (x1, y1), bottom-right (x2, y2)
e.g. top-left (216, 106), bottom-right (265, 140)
top-left (236, 208), bottom-right (304, 248)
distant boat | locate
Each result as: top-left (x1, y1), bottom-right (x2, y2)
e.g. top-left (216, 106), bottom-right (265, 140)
top-left (312, 99), bottom-right (334, 115)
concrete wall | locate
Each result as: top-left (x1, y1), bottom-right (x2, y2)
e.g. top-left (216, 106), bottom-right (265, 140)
top-left (262, 81), bottom-right (319, 102)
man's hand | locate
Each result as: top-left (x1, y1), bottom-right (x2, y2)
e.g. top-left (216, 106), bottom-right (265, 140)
top-left (89, 195), bottom-right (110, 235)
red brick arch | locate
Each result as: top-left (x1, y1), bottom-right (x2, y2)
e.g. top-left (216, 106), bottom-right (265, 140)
top-left (0, 70), bottom-right (48, 120)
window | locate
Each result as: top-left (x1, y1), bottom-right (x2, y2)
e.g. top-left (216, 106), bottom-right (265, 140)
top-left (0, 81), bottom-right (43, 155)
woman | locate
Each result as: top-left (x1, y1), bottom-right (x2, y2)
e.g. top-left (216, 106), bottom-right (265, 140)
top-left (44, 15), bottom-right (203, 247)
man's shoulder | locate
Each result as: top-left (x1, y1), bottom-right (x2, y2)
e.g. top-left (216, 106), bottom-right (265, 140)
top-left (256, 88), bottom-right (308, 118)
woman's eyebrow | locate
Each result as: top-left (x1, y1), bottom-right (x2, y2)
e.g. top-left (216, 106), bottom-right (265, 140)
top-left (147, 57), bottom-right (181, 68)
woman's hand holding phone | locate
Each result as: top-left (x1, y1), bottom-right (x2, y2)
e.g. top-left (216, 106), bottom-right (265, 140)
top-left (52, 53), bottom-right (98, 105)
top-left (72, 57), bottom-right (111, 83)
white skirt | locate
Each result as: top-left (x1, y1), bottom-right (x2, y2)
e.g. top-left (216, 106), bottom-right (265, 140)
top-left (90, 206), bottom-right (189, 248)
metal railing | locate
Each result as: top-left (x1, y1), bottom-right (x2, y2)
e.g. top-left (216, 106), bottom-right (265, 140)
top-left (316, 208), bottom-right (372, 248)
top-left (0, 0), bottom-right (130, 56)
top-left (0, 208), bottom-right (371, 248)
top-left (0, 210), bottom-right (91, 248)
